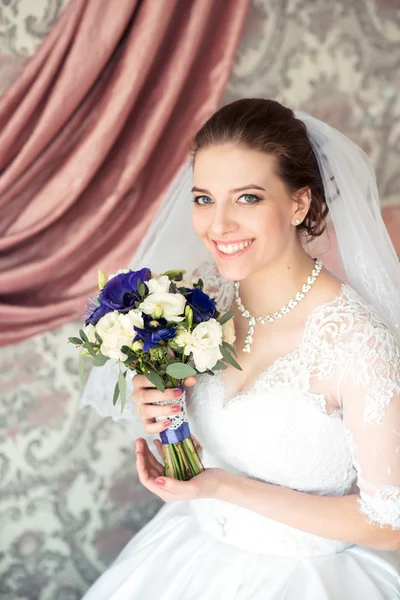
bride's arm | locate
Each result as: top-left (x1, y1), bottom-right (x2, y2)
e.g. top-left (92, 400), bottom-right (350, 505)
top-left (217, 327), bottom-right (400, 552)
top-left (216, 476), bottom-right (399, 551)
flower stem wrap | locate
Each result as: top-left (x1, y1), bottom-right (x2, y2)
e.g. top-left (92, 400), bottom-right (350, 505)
top-left (156, 385), bottom-right (204, 480)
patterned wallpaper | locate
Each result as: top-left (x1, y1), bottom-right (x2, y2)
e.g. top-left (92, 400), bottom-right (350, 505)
top-left (1, 1), bottom-right (400, 599)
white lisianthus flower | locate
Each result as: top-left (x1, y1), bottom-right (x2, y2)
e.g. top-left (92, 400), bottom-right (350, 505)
top-left (82, 323), bottom-right (97, 344)
top-left (108, 269), bottom-right (130, 281)
top-left (119, 309), bottom-right (144, 332)
top-left (96, 311), bottom-right (136, 361)
top-left (146, 275), bottom-right (171, 294)
top-left (175, 318), bottom-right (223, 372)
top-left (221, 318), bottom-right (236, 345)
top-left (139, 292), bottom-right (186, 322)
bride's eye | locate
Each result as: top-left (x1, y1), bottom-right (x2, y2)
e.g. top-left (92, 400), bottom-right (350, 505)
top-left (192, 196), bottom-right (213, 206)
top-left (238, 194), bottom-right (262, 204)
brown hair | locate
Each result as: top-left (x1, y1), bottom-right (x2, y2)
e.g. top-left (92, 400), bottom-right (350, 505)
top-left (190, 98), bottom-right (328, 239)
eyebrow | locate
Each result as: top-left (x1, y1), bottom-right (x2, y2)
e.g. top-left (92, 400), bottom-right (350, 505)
top-left (191, 184), bottom-right (266, 194)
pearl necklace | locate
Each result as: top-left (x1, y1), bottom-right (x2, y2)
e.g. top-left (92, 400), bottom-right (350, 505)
top-left (234, 259), bottom-right (324, 353)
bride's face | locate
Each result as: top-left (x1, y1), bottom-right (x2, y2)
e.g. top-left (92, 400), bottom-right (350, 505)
top-left (192, 143), bottom-right (300, 281)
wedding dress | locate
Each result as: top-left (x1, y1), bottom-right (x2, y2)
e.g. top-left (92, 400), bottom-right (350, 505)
top-left (81, 260), bottom-right (400, 600)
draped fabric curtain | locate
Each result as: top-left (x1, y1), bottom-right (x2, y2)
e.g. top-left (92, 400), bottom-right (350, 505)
top-left (0, 0), bottom-right (250, 346)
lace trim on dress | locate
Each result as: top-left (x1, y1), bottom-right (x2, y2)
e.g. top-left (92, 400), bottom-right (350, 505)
top-left (358, 486), bottom-right (400, 530)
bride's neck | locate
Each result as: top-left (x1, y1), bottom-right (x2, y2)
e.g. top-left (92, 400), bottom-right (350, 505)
top-left (237, 249), bottom-right (316, 317)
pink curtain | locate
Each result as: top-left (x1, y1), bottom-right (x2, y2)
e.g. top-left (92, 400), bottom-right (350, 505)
top-left (0, 0), bottom-right (251, 346)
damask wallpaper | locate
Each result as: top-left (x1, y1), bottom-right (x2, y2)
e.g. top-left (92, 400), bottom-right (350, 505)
top-left (1, 1), bottom-right (400, 599)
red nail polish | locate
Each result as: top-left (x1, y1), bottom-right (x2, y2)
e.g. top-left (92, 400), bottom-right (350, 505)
top-left (155, 478), bottom-right (165, 486)
top-left (173, 390), bottom-right (182, 398)
top-left (163, 420), bottom-right (171, 427)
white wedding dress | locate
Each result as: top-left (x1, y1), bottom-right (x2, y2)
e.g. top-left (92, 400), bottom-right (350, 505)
top-left (81, 261), bottom-right (400, 600)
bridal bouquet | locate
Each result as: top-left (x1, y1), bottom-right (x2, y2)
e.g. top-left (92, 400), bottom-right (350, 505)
top-left (69, 266), bottom-right (241, 480)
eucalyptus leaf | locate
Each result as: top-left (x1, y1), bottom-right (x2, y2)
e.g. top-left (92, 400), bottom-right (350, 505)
top-left (93, 354), bottom-right (109, 366)
top-left (219, 310), bottom-right (235, 326)
top-left (78, 355), bottom-right (86, 387)
top-left (144, 370), bottom-right (165, 392)
top-left (118, 370), bottom-right (127, 412)
top-left (82, 342), bottom-right (97, 358)
top-left (220, 345), bottom-right (242, 371)
top-left (213, 360), bottom-right (228, 370)
top-left (166, 363), bottom-right (197, 379)
top-left (69, 337), bottom-right (83, 346)
top-left (95, 332), bottom-right (103, 345)
top-left (79, 329), bottom-right (88, 343)
top-left (112, 381), bottom-right (120, 406)
top-left (222, 341), bottom-right (237, 357)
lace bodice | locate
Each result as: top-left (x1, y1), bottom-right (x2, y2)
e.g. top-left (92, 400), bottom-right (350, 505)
top-left (187, 261), bottom-right (400, 536)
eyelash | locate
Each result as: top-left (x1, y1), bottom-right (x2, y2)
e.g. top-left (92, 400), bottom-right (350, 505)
top-left (192, 193), bottom-right (262, 206)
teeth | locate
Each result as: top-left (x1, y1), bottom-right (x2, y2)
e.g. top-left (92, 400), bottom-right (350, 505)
top-left (216, 240), bottom-right (253, 254)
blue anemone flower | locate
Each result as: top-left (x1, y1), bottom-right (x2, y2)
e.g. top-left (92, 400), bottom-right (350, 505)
top-left (133, 317), bottom-right (176, 352)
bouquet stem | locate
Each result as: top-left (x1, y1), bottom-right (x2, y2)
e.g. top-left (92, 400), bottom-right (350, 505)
top-left (162, 437), bottom-right (204, 480)
top-left (158, 384), bottom-right (204, 481)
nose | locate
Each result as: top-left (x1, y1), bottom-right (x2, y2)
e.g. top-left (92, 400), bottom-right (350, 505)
top-left (209, 204), bottom-right (239, 238)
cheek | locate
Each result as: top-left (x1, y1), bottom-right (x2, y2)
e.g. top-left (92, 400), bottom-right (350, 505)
top-left (192, 208), bottom-right (209, 237)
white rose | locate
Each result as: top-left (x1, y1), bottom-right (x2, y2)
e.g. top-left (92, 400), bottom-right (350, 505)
top-left (175, 319), bottom-right (223, 372)
top-left (82, 323), bottom-right (97, 344)
top-left (108, 269), bottom-right (130, 281)
top-left (146, 275), bottom-right (171, 294)
top-left (139, 292), bottom-right (186, 322)
top-left (96, 311), bottom-right (134, 361)
top-left (221, 318), bottom-right (236, 345)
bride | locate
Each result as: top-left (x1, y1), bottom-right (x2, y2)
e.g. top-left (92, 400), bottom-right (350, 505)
top-left (81, 99), bottom-right (400, 599)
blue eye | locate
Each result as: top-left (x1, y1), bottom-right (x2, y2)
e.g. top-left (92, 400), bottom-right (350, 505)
top-left (192, 196), bottom-right (213, 206)
top-left (238, 194), bottom-right (262, 204)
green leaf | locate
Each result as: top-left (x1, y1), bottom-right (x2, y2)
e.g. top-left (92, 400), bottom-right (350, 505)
top-left (79, 329), bottom-right (88, 343)
top-left (144, 370), bottom-right (165, 392)
top-left (121, 345), bottom-right (132, 356)
top-left (166, 362), bottom-right (197, 379)
top-left (219, 310), bottom-right (235, 326)
top-left (118, 370), bottom-right (127, 412)
top-left (219, 345), bottom-right (242, 371)
top-left (78, 355), bottom-right (86, 387)
top-left (69, 337), bottom-right (83, 345)
top-left (213, 360), bottom-right (227, 370)
top-left (95, 332), bottom-right (103, 345)
top-left (82, 342), bottom-right (97, 358)
top-left (162, 270), bottom-right (186, 281)
top-left (222, 341), bottom-right (237, 357)
top-left (112, 381), bottom-right (120, 406)
top-left (93, 354), bottom-right (109, 366)
top-left (138, 282), bottom-right (146, 298)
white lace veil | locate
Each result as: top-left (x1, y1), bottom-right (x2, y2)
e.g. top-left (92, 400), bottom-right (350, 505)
top-left (80, 111), bottom-right (400, 434)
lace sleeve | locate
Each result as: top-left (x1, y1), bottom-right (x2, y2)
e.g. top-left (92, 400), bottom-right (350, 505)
top-left (191, 260), bottom-right (233, 313)
top-left (339, 321), bottom-right (400, 530)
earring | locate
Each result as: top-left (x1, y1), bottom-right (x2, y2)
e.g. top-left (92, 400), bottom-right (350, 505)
top-left (295, 218), bottom-right (301, 225)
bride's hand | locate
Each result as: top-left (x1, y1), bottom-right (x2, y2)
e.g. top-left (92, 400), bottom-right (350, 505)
top-left (135, 437), bottom-right (228, 502)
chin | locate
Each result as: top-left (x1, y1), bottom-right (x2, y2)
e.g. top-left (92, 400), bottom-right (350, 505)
top-left (213, 257), bottom-right (255, 282)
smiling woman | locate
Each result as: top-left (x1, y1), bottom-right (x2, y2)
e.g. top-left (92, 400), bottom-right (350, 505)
top-left (81, 99), bottom-right (400, 600)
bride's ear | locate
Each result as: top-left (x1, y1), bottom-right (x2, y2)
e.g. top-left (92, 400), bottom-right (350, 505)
top-left (292, 187), bottom-right (311, 224)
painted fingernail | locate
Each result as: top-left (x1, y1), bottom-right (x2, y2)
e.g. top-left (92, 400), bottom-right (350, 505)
top-left (162, 420), bottom-right (171, 427)
top-left (171, 405), bottom-right (181, 413)
top-left (173, 389), bottom-right (182, 398)
top-left (155, 478), bottom-right (165, 486)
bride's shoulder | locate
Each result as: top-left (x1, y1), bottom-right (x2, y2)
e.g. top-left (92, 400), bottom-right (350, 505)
top-left (324, 283), bottom-right (399, 352)
top-left (190, 260), bottom-right (233, 312)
